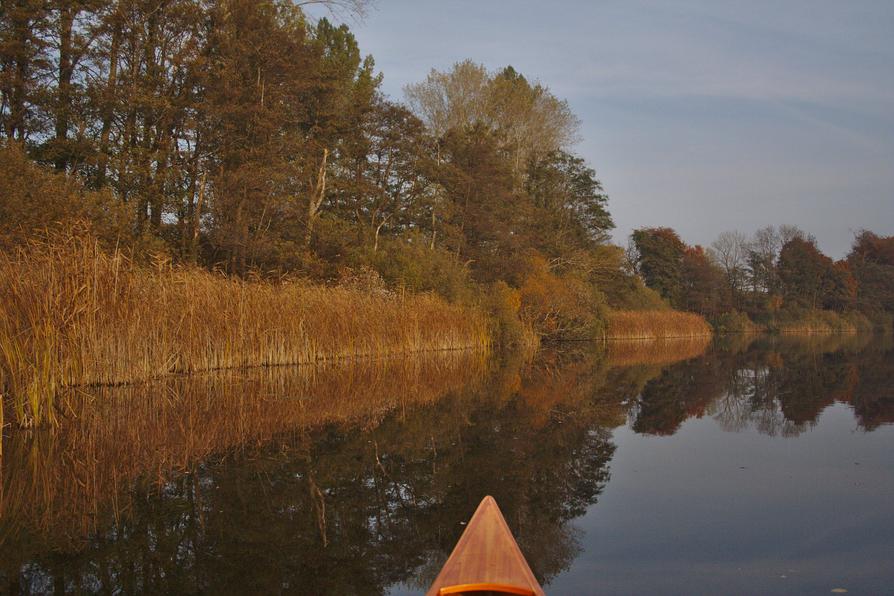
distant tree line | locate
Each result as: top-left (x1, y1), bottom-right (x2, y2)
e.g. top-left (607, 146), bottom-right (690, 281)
top-left (630, 226), bottom-right (894, 331)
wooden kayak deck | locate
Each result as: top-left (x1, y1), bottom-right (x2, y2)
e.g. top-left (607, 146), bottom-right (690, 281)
top-left (426, 496), bottom-right (545, 596)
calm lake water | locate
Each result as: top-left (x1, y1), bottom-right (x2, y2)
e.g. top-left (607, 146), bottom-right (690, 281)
top-left (2, 335), bottom-right (893, 595)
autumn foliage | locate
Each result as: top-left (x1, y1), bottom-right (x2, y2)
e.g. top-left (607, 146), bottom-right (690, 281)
top-left (631, 225), bottom-right (893, 334)
top-left (519, 255), bottom-right (606, 340)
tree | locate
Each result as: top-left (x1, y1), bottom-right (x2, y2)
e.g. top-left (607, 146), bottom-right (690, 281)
top-left (747, 225), bottom-right (781, 296)
top-left (200, 0), bottom-right (316, 272)
top-left (295, 0), bottom-right (373, 19)
top-left (778, 224), bottom-right (811, 246)
top-left (435, 124), bottom-right (524, 281)
top-left (525, 150), bottom-right (613, 257)
top-left (404, 59), bottom-right (490, 139)
top-left (486, 66), bottom-right (579, 180)
top-left (300, 17), bottom-right (380, 248)
top-left (0, 1), bottom-right (52, 142)
top-left (40, 0), bottom-right (109, 172)
top-left (0, 1), bottom-right (642, 344)
top-left (630, 227), bottom-right (686, 308)
top-left (822, 260), bottom-right (857, 312)
top-left (680, 245), bottom-right (727, 317)
top-left (329, 97), bottom-right (440, 252)
top-left (405, 60), bottom-right (579, 183)
top-left (710, 230), bottom-right (748, 308)
top-left (777, 237), bottom-right (833, 310)
top-left (847, 230), bottom-right (894, 315)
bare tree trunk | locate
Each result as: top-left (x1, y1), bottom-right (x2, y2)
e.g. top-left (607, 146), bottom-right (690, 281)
top-left (304, 147), bottom-right (329, 246)
top-left (150, 121), bottom-right (175, 231)
top-left (373, 214), bottom-right (390, 253)
top-left (189, 172), bottom-right (206, 263)
top-left (430, 210), bottom-right (436, 249)
top-left (136, 7), bottom-right (161, 230)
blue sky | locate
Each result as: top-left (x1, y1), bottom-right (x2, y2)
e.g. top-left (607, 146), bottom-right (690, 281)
top-left (318, 0), bottom-right (894, 257)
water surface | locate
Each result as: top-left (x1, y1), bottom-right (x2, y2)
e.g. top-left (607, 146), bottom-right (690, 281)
top-left (2, 335), bottom-right (892, 594)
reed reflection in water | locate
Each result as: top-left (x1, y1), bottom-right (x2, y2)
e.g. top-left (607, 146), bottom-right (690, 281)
top-left (1, 353), bottom-right (492, 547)
top-left (1, 335), bottom-right (893, 594)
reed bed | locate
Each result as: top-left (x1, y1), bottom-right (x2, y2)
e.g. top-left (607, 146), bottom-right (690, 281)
top-left (0, 352), bottom-right (490, 547)
top-left (605, 310), bottom-right (712, 340)
top-left (0, 234), bottom-right (491, 426)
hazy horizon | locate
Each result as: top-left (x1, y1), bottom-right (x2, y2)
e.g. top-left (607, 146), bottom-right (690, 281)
top-left (321, 0), bottom-right (894, 259)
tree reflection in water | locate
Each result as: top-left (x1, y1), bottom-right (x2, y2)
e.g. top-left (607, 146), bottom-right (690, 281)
top-left (2, 335), bottom-right (892, 593)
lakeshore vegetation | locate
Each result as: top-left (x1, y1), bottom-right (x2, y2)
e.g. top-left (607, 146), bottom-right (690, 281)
top-left (1, 1), bottom-right (892, 426)
top-left (0, 232), bottom-right (489, 426)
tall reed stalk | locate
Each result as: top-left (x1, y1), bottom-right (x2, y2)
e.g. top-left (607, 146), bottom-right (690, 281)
top-left (0, 233), bottom-right (491, 426)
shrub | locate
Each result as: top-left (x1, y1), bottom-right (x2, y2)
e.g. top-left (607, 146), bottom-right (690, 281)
top-left (606, 276), bottom-right (670, 311)
top-left (519, 254), bottom-right (607, 340)
top-left (0, 143), bottom-right (133, 248)
top-left (484, 281), bottom-right (535, 347)
top-left (345, 235), bottom-right (477, 304)
top-left (712, 311), bottom-right (763, 335)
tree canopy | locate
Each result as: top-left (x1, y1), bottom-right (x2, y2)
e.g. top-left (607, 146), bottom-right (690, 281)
top-left (1, 3), bottom-right (890, 338)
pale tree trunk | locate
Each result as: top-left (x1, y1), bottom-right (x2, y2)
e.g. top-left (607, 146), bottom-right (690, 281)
top-left (150, 130), bottom-right (171, 230)
top-left (190, 172), bottom-right (206, 263)
top-left (305, 147), bottom-right (329, 246)
top-left (373, 214), bottom-right (391, 252)
top-left (430, 210), bottom-right (437, 249)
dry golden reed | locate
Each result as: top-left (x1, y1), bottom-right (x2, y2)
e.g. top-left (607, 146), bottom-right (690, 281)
top-left (0, 233), bottom-right (490, 426)
top-left (605, 310), bottom-right (712, 340)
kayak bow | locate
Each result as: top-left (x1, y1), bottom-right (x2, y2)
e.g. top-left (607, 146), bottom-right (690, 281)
top-left (426, 496), bottom-right (545, 596)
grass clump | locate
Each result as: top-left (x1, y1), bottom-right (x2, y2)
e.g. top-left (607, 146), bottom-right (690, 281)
top-left (711, 311), bottom-right (764, 335)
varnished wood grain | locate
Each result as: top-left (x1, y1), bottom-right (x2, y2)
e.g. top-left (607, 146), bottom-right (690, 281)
top-left (426, 496), bottom-right (546, 596)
